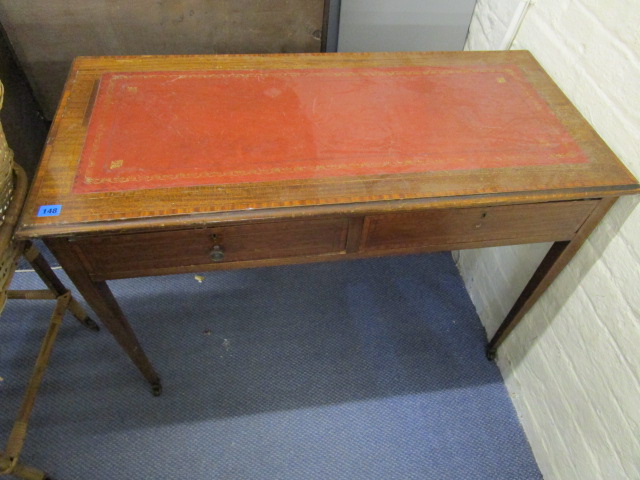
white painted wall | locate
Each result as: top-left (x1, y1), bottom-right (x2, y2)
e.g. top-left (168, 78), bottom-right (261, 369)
top-left (462, 1), bottom-right (640, 479)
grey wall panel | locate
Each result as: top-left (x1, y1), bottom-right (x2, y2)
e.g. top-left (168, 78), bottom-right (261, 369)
top-left (323, 0), bottom-right (341, 52)
top-left (0, 0), bottom-right (326, 119)
top-left (338, 0), bottom-right (476, 52)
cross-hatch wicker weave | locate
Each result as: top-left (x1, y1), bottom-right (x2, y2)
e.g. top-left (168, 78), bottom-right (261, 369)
top-left (0, 80), bottom-right (18, 315)
top-left (0, 234), bottom-right (18, 315)
top-left (0, 81), bottom-right (13, 223)
top-left (0, 121), bottom-right (12, 224)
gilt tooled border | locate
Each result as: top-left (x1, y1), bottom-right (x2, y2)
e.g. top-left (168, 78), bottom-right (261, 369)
top-left (77, 65), bottom-right (577, 189)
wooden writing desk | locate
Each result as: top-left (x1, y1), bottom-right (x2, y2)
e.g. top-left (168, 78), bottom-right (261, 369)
top-left (18, 52), bottom-right (640, 395)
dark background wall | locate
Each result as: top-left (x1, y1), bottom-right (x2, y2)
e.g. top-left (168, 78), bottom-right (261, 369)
top-left (0, 1), bottom-right (329, 120)
top-left (0, 24), bottom-right (47, 180)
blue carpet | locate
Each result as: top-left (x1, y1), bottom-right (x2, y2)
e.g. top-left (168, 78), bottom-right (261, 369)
top-left (1, 252), bottom-right (541, 479)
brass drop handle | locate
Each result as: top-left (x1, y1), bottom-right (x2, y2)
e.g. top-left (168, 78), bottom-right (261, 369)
top-left (210, 245), bottom-right (225, 262)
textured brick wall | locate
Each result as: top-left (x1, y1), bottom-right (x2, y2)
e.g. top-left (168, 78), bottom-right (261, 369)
top-left (461, 1), bottom-right (640, 478)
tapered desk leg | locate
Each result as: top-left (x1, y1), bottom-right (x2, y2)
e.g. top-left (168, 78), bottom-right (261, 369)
top-left (45, 237), bottom-right (162, 396)
top-left (487, 197), bottom-right (617, 360)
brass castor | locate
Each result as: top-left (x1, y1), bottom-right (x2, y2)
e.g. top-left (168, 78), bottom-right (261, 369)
top-left (151, 380), bottom-right (163, 397)
top-left (82, 317), bottom-right (100, 332)
top-left (486, 347), bottom-right (497, 361)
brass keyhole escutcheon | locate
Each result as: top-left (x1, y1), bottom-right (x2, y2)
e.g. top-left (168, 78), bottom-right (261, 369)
top-left (209, 234), bottom-right (225, 262)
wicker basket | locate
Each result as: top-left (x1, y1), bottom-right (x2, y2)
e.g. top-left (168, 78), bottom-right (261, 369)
top-left (0, 80), bottom-right (17, 314)
top-left (0, 81), bottom-right (14, 225)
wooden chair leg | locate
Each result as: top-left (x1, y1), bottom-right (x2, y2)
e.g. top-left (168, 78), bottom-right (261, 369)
top-left (22, 241), bottom-right (99, 332)
top-left (1, 293), bottom-right (70, 479)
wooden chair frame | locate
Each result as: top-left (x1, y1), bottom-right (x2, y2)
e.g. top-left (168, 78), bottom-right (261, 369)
top-left (0, 164), bottom-right (98, 480)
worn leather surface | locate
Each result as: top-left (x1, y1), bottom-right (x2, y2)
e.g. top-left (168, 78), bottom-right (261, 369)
top-left (75, 64), bottom-right (587, 193)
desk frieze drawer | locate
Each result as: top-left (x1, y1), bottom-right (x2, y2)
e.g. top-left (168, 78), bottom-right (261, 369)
top-left (361, 200), bottom-right (599, 252)
top-left (73, 217), bottom-right (349, 280)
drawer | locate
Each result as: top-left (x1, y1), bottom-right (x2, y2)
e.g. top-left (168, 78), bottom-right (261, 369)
top-left (361, 200), bottom-right (598, 252)
top-left (73, 217), bottom-right (349, 279)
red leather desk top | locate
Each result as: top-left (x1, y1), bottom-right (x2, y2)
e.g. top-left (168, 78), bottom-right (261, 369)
top-left (74, 64), bottom-right (587, 193)
top-left (20, 52), bottom-right (638, 237)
